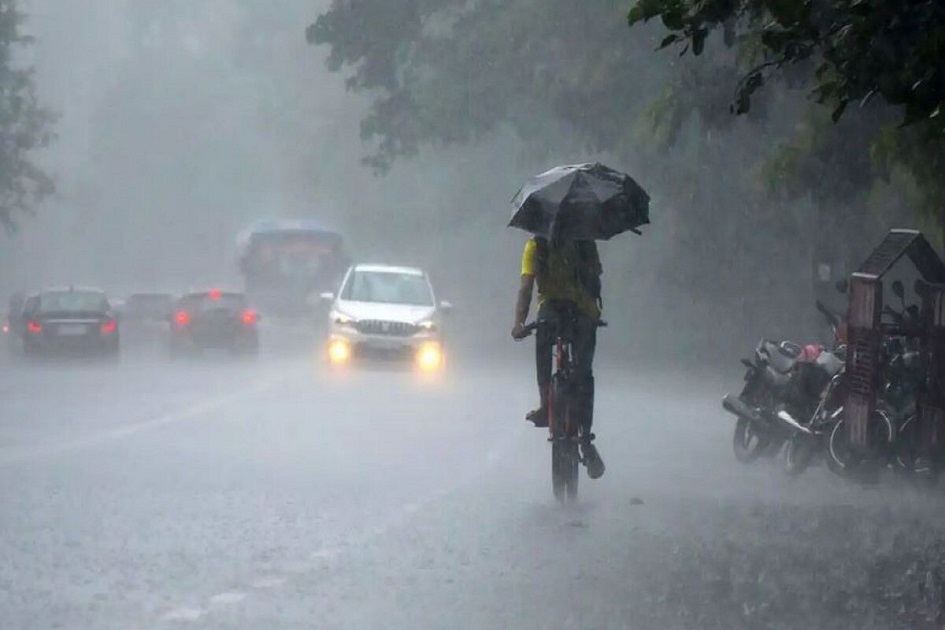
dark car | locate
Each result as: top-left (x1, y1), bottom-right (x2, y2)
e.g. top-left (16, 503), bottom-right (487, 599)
top-left (168, 289), bottom-right (260, 357)
top-left (20, 287), bottom-right (120, 358)
top-left (4, 291), bottom-right (25, 349)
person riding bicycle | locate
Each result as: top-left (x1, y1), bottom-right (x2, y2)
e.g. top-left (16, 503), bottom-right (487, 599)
top-left (512, 235), bottom-right (605, 479)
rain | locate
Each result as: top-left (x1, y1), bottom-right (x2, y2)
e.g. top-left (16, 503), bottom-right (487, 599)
top-left (2, 1), bottom-right (945, 628)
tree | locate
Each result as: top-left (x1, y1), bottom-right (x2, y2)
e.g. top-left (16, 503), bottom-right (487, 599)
top-left (0, 0), bottom-right (55, 232)
top-left (627, 0), bottom-right (945, 249)
top-left (305, 0), bottom-right (896, 357)
top-left (306, 0), bottom-right (669, 172)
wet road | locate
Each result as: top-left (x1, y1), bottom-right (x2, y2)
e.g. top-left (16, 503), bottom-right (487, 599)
top-left (2, 343), bottom-right (945, 629)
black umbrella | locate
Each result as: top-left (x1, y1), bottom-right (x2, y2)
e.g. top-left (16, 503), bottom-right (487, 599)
top-left (509, 162), bottom-right (650, 241)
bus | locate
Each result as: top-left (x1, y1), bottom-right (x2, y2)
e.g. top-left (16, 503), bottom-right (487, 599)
top-left (236, 219), bottom-right (349, 317)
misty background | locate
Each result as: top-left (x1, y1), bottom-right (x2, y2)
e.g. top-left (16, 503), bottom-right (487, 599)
top-left (0, 0), bottom-right (921, 362)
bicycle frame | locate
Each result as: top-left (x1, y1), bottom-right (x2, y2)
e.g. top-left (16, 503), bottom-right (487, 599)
top-left (519, 313), bottom-right (605, 502)
top-left (548, 332), bottom-right (577, 440)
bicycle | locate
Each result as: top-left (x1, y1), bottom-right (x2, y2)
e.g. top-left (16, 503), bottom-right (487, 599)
top-left (521, 314), bottom-right (606, 502)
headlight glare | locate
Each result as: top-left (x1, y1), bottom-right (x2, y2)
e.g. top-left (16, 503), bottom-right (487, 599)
top-left (328, 338), bottom-right (352, 364)
top-left (416, 341), bottom-right (443, 372)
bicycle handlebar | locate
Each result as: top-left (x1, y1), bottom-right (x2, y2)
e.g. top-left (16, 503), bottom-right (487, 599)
top-left (516, 319), bottom-right (608, 339)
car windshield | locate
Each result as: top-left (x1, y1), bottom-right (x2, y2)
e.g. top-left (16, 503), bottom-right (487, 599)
top-left (39, 291), bottom-right (109, 313)
top-left (177, 293), bottom-right (247, 313)
top-left (341, 271), bottom-right (433, 306)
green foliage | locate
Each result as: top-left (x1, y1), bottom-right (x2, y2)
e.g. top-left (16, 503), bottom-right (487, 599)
top-left (306, 0), bottom-right (873, 354)
top-left (0, 0), bottom-right (55, 232)
top-left (308, 0), bottom-right (662, 172)
top-left (627, 0), bottom-right (945, 130)
top-left (629, 0), bottom-right (945, 248)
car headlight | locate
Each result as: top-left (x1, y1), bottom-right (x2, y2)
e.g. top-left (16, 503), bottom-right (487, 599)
top-left (331, 311), bottom-right (356, 326)
top-left (327, 338), bottom-right (352, 364)
top-left (417, 320), bottom-right (438, 332)
top-left (416, 341), bottom-right (443, 372)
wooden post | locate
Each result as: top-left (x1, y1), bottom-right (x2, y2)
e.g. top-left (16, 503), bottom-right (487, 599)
top-left (845, 274), bottom-right (883, 451)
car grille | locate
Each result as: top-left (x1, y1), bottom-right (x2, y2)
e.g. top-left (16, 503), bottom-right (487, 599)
top-left (354, 320), bottom-right (419, 337)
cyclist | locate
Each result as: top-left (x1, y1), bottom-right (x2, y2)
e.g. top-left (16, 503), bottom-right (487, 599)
top-left (512, 236), bottom-right (605, 479)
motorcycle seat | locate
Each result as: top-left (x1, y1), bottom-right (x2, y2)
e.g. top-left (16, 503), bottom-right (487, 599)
top-left (762, 340), bottom-right (800, 374)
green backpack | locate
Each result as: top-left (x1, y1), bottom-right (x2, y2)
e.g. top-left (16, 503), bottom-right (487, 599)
top-left (534, 238), bottom-right (602, 309)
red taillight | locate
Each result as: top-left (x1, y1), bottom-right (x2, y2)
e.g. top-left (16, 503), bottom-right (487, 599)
top-left (208, 289), bottom-right (222, 300)
top-left (100, 319), bottom-right (117, 334)
top-left (27, 320), bottom-right (42, 334)
top-left (241, 310), bottom-right (258, 326)
top-left (174, 311), bottom-right (191, 327)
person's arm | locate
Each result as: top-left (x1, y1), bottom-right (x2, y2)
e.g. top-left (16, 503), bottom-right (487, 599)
top-left (512, 239), bottom-right (538, 339)
top-left (512, 274), bottom-right (535, 339)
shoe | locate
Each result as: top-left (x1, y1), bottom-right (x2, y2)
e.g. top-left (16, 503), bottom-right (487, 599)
top-left (581, 442), bottom-right (605, 479)
top-left (525, 384), bottom-right (550, 427)
top-left (526, 406), bottom-right (548, 427)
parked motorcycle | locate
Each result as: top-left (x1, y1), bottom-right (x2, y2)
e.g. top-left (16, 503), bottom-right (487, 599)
top-left (778, 301), bottom-right (847, 476)
top-left (723, 300), bottom-right (845, 464)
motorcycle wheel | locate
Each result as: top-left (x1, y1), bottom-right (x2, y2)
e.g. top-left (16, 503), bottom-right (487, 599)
top-left (783, 433), bottom-right (817, 476)
top-left (732, 417), bottom-right (771, 464)
top-left (827, 412), bottom-right (894, 480)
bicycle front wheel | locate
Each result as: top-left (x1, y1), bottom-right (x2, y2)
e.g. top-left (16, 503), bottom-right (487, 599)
top-left (550, 373), bottom-right (579, 502)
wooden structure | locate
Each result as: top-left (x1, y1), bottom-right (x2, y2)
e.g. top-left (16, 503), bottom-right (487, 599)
top-left (844, 229), bottom-right (945, 450)
top-left (919, 280), bottom-right (945, 458)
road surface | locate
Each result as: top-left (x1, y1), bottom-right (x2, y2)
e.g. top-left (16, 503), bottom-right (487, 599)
top-left (1, 342), bottom-right (944, 629)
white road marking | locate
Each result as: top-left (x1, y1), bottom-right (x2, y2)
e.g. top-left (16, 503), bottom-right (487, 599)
top-left (0, 378), bottom-right (280, 467)
top-left (161, 607), bottom-right (206, 622)
top-left (250, 576), bottom-right (287, 589)
top-left (310, 547), bottom-right (341, 560)
top-left (208, 592), bottom-right (246, 606)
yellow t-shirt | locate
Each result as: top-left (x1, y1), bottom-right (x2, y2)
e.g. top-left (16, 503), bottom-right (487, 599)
top-left (521, 238), bottom-right (601, 319)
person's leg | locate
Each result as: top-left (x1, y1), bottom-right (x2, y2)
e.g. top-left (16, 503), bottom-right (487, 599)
top-left (573, 314), bottom-right (597, 432)
top-left (574, 313), bottom-right (604, 478)
top-left (527, 304), bottom-right (554, 425)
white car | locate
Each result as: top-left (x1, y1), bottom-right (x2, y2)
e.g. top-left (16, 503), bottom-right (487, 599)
top-left (321, 264), bottom-right (452, 371)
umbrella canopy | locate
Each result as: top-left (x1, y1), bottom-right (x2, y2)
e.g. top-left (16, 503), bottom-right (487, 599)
top-left (509, 162), bottom-right (650, 241)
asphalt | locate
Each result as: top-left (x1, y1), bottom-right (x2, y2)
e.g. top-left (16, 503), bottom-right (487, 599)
top-left (2, 333), bottom-right (945, 630)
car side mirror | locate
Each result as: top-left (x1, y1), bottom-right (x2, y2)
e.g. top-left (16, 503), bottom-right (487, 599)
top-left (439, 300), bottom-right (453, 313)
top-left (319, 292), bottom-right (335, 303)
